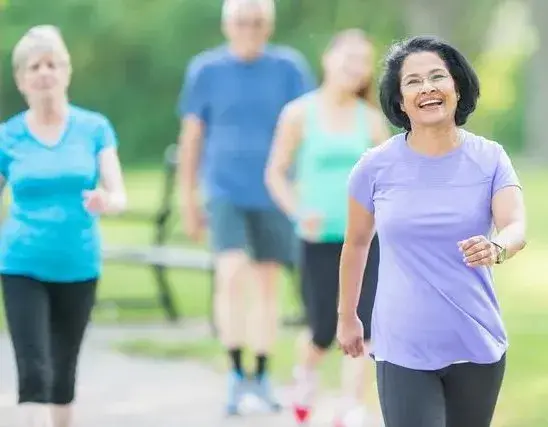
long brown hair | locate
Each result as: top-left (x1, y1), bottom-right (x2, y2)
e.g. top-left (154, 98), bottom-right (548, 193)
top-left (324, 28), bottom-right (376, 105)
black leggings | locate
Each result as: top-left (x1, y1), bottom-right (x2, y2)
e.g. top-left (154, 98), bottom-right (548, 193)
top-left (1, 274), bottom-right (97, 404)
top-left (300, 234), bottom-right (379, 349)
top-left (377, 355), bottom-right (506, 427)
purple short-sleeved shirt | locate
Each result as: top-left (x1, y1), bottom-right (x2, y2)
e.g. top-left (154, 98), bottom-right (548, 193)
top-left (348, 130), bottom-right (520, 370)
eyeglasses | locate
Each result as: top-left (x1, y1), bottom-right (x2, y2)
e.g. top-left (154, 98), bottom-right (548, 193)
top-left (401, 72), bottom-right (451, 91)
top-left (233, 18), bottom-right (267, 29)
top-left (26, 59), bottom-right (68, 72)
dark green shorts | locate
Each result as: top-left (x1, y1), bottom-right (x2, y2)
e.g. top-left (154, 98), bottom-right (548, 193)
top-left (205, 198), bottom-right (296, 266)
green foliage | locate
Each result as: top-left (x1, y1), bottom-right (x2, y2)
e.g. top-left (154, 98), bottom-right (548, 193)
top-left (1, 0), bottom-right (222, 163)
top-left (0, 0), bottom-right (401, 165)
top-left (468, 52), bottom-right (527, 153)
top-left (491, 62), bottom-right (527, 153)
top-left (449, 0), bottom-right (501, 59)
top-left (0, 0), bottom-right (529, 163)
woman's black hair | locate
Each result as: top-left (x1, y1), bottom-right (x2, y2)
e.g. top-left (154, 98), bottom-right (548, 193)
top-left (378, 35), bottom-right (480, 130)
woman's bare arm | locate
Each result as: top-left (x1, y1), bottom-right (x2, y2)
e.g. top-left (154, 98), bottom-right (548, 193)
top-left (338, 197), bottom-right (376, 317)
top-left (98, 147), bottom-right (127, 214)
top-left (491, 186), bottom-right (527, 260)
top-left (265, 100), bottom-right (305, 218)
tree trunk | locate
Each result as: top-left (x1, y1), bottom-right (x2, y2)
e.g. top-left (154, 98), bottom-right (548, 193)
top-left (525, 0), bottom-right (548, 161)
top-left (404, 0), bottom-right (459, 42)
top-left (404, 0), bottom-right (498, 60)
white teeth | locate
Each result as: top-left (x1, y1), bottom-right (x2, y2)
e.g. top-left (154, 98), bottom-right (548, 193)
top-left (420, 100), bottom-right (443, 107)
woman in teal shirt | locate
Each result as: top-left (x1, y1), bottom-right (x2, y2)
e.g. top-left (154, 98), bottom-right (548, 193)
top-left (0, 26), bottom-right (126, 427)
top-left (266, 29), bottom-right (390, 426)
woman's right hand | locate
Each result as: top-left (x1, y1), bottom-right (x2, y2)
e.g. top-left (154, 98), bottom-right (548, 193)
top-left (337, 313), bottom-right (365, 358)
top-left (300, 213), bottom-right (323, 241)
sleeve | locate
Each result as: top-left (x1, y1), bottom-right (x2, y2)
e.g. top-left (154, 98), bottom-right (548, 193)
top-left (348, 152), bottom-right (375, 213)
top-left (492, 144), bottom-right (521, 196)
top-left (286, 50), bottom-right (317, 101)
top-left (176, 56), bottom-right (209, 121)
top-left (95, 116), bottom-right (119, 154)
top-left (0, 124), bottom-right (10, 179)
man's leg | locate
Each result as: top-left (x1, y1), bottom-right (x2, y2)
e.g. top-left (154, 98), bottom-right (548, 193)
top-left (245, 208), bottom-right (294, 410)
top-left (206, 199), bottom-right (250, 415)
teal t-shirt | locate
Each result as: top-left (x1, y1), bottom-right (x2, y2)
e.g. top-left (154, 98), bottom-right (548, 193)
top-left (0, 105), bottom-right (117, 282)
top-left (295, 96), bottom-right (373, 241)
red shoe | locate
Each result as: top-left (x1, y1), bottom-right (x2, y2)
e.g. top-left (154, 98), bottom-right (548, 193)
top-left (291, 366), bottom-right (317, 424)
top-left (293, 404), bottom-right (312, 424)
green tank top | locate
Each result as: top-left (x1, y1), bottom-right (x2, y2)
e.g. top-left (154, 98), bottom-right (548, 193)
top-left (295, 96), bottom-right (373, 242)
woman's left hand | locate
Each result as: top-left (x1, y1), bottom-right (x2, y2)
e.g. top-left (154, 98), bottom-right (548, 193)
top-left (83, 188), bottom-right (110, 214)
top-left (458, 235), bottom-right (498, 267)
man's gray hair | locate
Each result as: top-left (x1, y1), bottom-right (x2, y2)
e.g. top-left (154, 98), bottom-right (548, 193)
top-left (221, 0), bottom-right (276, 22)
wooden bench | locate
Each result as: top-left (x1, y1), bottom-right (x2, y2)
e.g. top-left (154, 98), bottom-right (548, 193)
top-left (101, 244), bottom-right (214, 321)
top-left (99, 144), bottom-right (305, 331)
top-left (97, 144), bottom-right (218, 326)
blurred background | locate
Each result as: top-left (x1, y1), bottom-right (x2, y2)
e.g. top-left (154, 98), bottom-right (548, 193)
top-left (0, 0), bottom-right (547, 426)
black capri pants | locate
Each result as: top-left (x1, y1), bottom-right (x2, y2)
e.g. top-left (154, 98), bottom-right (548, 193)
top-left (377, 354), bottom-right (506, 427)
top-left (300, 234), bottom-right (379, 350)
top-left (1, 274), bottom-right (97, 404)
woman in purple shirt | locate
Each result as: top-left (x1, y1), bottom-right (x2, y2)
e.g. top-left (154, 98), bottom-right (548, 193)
top-left (337, 36), bottom-right (527, 427)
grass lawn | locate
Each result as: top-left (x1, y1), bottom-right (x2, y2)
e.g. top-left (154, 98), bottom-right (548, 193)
top-left (1, 163), bottom-right (547, 427)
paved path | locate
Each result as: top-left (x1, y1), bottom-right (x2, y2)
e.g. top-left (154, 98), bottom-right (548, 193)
top-left (0, 324), bottom-right (380, 427)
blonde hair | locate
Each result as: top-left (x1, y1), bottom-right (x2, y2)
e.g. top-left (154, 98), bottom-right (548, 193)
top-left (221, 0), bottom-right (275, 22)
top-left (12, 25), bottom-right (70, 70)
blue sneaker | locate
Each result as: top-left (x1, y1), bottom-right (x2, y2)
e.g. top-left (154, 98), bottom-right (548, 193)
top-left (225, 371), bottom-right (246, 416)
top-left (248, 374), bottom-right (282, 412)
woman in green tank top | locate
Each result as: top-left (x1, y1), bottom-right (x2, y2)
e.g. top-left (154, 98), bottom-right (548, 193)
top-left (266, 29), bottom-right (390, 426)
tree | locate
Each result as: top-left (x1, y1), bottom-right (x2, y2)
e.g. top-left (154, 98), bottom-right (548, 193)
top-left (403, 0), bottom-right (499, 60)
top-left (525, 0), bottom-right (548, 161)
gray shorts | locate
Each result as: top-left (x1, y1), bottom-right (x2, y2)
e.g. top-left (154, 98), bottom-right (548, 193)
top-left (205, 198), bottom-right (296, 266)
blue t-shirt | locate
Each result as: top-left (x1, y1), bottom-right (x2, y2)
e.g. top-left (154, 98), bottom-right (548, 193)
top-left (0, 105), bottom-right (118, 282)
top-left (178, 44), bottom-right (316, 208)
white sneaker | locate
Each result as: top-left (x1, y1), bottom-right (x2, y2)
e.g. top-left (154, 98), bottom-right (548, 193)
top-left (334, 405), bottom-right (368, 427)
top-left (291, 366), bottom-right (318, 424)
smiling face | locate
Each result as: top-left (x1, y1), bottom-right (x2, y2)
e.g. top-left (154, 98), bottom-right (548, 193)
top-left (16, 51), bottom-right (71, 103)
top-left (12, 26), bottom-right (72, 106)
top-left (399, 51), bottom-right (459, 128)
top-left (323, 35), bottom-right (374, 96)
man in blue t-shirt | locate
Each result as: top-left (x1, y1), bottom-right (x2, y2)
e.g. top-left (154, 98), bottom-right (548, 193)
top-left (177, 0), bottom-right (315, 415)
